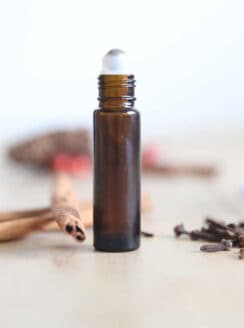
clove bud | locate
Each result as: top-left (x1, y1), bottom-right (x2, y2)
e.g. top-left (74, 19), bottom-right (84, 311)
top-left (174, 224), bottom-right (220, 242)
top-left (200, 239), bottom-right (232, 253)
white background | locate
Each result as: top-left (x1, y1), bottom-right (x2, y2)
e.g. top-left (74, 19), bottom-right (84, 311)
top-left (0, 0), bottom-right (243, 140)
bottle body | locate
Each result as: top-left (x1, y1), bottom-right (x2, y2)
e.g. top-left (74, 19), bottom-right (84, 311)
top-left (93, 108), bottom-right (141, 252)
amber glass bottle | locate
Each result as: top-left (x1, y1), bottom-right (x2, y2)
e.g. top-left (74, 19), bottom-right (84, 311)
top-left (93, 74), bottom-right (141, 252)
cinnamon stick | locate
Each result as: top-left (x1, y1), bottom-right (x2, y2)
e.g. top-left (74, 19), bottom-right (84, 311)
top-left (0, 193), bottom-right (151, 242)
top-left (0, 193), bottom-right (151, 223)
top-left (0, 215), bottom-right (52, 242)
top-left (41, 208), bottom-right (93, 232)
top-left (0, 208), bottom-right (50, 222)
top-left (0, 208), bottom-right (92, 242)
top-left (52, 173), bottom-right (87, 242)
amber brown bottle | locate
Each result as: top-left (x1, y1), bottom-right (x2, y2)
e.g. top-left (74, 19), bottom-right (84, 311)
top-left (93, 74), bottom-right (141, 252)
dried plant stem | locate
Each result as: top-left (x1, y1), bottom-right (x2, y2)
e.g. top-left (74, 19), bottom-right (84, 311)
top-left (144, 163), bottom-right (216, 177)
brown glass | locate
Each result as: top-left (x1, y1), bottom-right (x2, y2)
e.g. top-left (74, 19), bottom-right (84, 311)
top-left (93, 75), bottom-right (141, 252)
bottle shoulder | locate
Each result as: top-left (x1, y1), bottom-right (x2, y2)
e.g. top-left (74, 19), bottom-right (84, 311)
top-left (94, 109), bottom-right (140, 116)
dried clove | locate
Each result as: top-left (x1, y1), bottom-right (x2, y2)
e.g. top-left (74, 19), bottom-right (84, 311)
top-left (174, 224), bottom-right (220, 242)
top-left (141, 231), bottom-right (155, 237)
top-left (190, 230), bottom-right (220, 242)
top-left (200, 239), bottom-right (232, 253)
top-left (205, 226), bottom-right (236, 241)
top-left (174, 217), bottom-right (244, 260)
top-left (204, 217), bottom-right (242, 244)
top-left (207, 217), bottom-right (244, 236)
top-left (205, 217), bottom-right (228, 231)
top-left (174, 224), bottom-right (189, 237)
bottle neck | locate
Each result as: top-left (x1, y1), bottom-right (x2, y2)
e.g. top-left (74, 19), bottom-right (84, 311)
top-left (98, 75), bottom-right (136, 110)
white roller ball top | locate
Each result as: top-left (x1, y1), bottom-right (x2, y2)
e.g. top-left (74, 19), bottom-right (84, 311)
top-left (101, 49), bottom-right (131, 75)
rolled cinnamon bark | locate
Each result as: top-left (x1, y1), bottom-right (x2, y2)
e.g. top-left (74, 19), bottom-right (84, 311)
top-left (52, 173), bottom-right (87, 242)
top-left (0, 193), bottom-right (151, 241)
top-left (41, 209), bottom-right (93, 232)
top-left (0, 215), bottom-right (52, 242)
top-left (0, 208), bottom-right (50, 222)
top-left (0, 209), bottom-right (92, 242)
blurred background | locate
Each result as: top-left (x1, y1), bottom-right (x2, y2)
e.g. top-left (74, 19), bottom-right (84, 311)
top-left (0, 0), bottom-right (243, 140)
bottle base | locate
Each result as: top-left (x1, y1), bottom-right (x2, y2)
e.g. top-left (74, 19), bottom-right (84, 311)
top-left (94, 235), bottom-right (140, 252)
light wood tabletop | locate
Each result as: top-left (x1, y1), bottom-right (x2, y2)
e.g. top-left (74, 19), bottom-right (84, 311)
top-left (0, 135), bottom-right (244, 328)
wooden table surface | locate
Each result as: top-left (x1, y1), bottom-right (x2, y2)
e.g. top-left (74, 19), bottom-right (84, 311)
top-left (0, 135), bottom-right (244, 328)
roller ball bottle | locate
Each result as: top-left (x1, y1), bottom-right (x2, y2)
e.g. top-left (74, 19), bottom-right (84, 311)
top-left (93, 49), bottom-right (141, 252)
